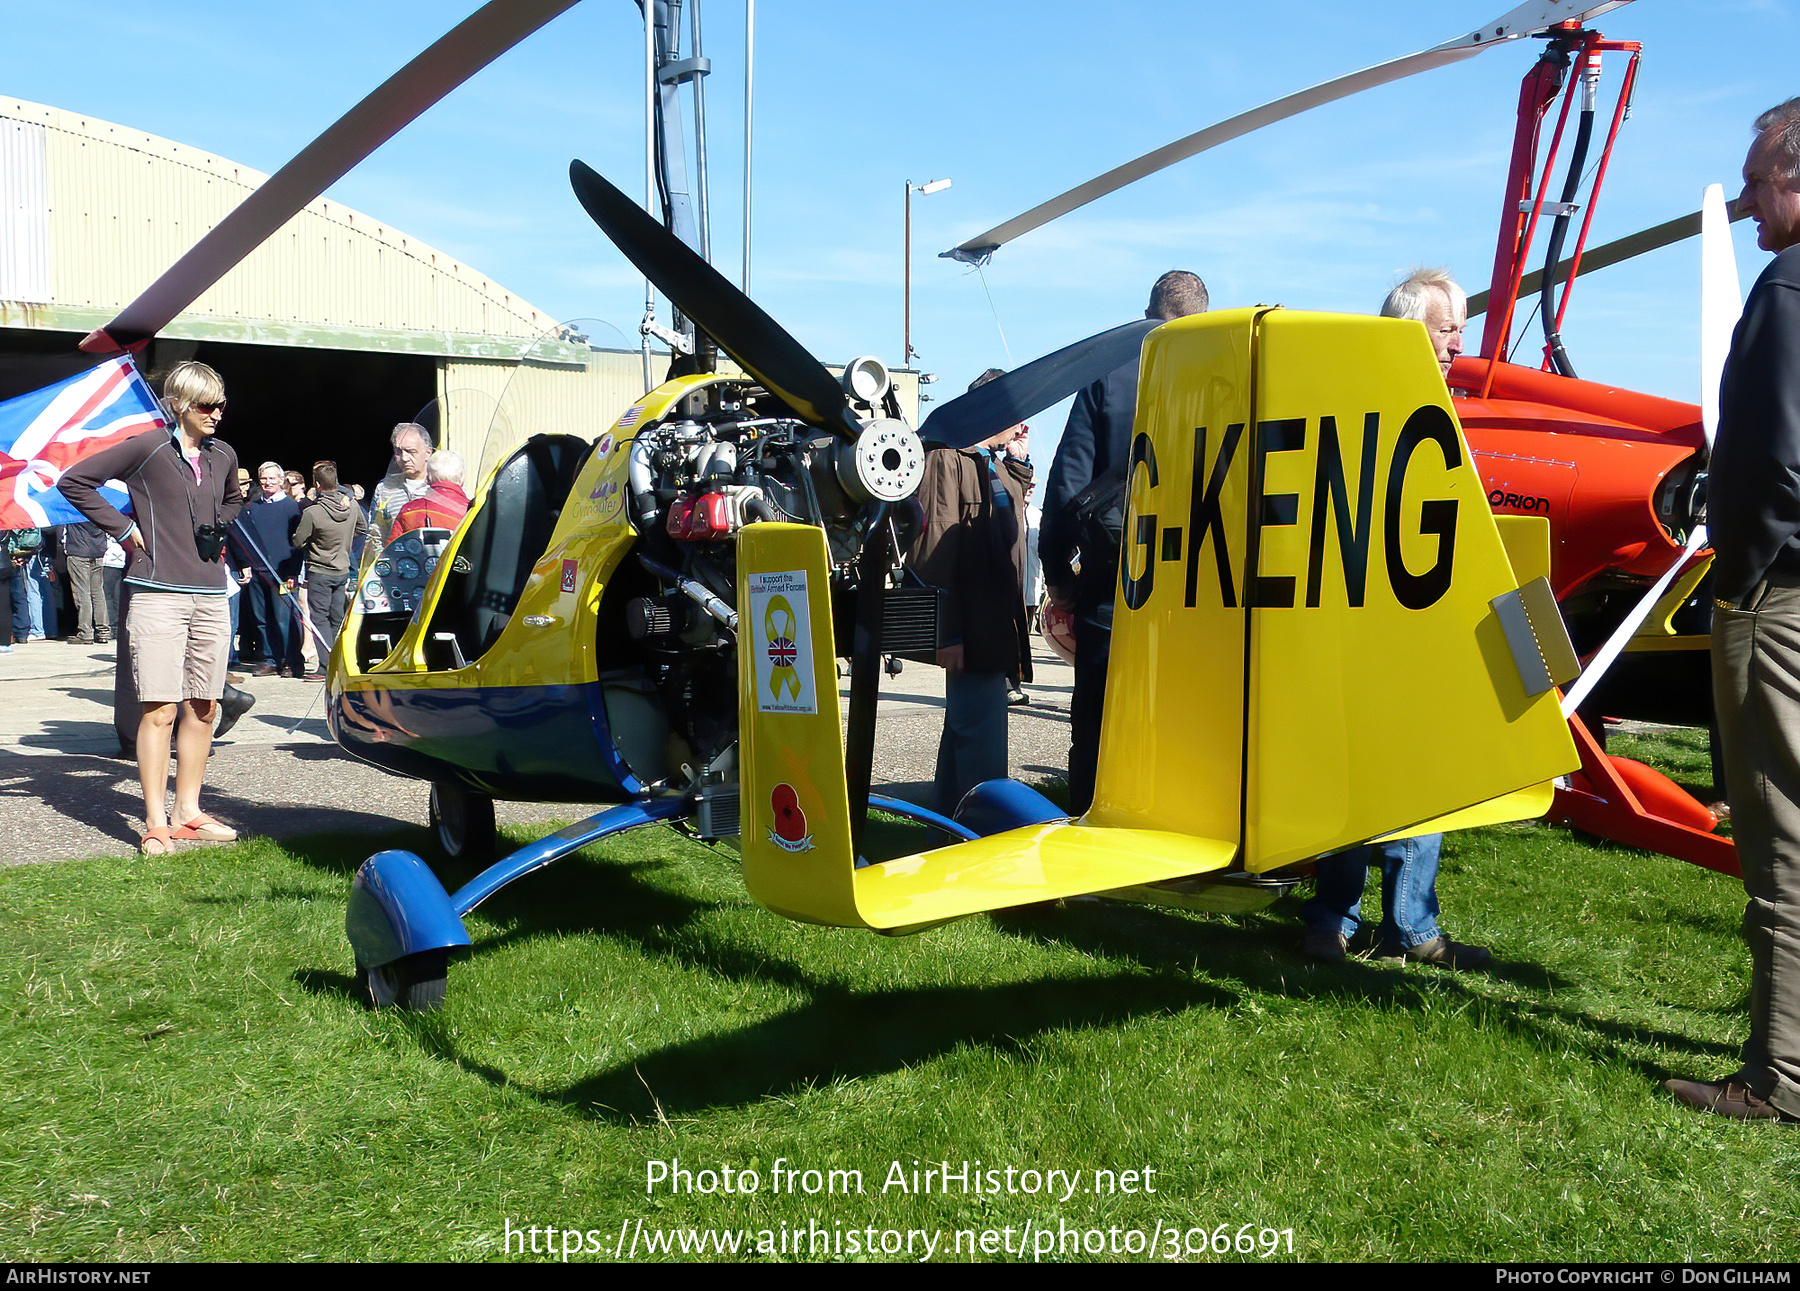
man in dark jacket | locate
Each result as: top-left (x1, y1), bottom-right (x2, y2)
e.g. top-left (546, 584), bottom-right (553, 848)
top-left (1039, 269), bottom-right (1208, 814)
top-left (59, 520), bottom-right (110, 644)
top-left (230, 461), bottom-right (303, 677)
top-left (293, 460), bottom-right (368, 678)
top-left (908, 369), bottom-right (1033, 822)
top-left (1665, 98), bottom-right (1800, 1122)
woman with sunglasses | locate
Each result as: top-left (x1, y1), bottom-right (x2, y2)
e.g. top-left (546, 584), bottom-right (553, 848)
top-left (58, 362), bottom-right (246, 855)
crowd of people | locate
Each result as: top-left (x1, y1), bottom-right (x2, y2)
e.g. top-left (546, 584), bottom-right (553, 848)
top-left (2, 427), bottom-right (467, 677)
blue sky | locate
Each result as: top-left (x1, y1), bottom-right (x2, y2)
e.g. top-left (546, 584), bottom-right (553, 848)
top-left (7, 0), bottom-right (1796, 462)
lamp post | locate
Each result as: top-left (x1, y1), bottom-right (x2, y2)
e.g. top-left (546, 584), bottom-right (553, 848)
top-left (904, 177), bottom-right (951, 368)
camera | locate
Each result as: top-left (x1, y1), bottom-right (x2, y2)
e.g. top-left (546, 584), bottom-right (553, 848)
top-left (194, 522), bottom-right (229, 563)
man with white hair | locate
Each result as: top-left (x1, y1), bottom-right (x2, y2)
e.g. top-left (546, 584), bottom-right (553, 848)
top-left (371, 422), bottom-right (434, 539)
top-left (1664, 97), bottom-right (1800, 1122)
top-left (1300, 268), bottom-right (1485, 970)
top-left (388, 449), bottom-right (471, 541)
top-left (1379, 266), bottom-right (1467, 376)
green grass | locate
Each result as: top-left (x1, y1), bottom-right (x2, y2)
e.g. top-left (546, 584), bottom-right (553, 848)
top-left (3, 747), bottom-right (1797, 1262)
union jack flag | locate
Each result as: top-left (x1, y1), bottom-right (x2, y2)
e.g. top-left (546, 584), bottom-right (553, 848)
top-left (0, 356), bottom-right (162, 528)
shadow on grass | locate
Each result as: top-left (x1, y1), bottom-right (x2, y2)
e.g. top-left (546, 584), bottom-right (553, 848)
top-left (292, 967), bottom-right (362, 1005)
top-left (282, 798), bottom-right (1741, 1121)
top-left (989, 900), bottom-right (1738, 1081)
top-left (416, 970), bottom-right (1231, 1124)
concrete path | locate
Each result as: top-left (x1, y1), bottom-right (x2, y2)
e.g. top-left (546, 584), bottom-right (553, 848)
top-left (0, 637), bottom-right (1075, 864)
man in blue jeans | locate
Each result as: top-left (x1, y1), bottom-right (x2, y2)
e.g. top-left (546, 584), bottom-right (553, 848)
top-left (229, 461), bottom-right (303, 676)
top-left (1301, 834), bottom-right (1489, 968)
top-left (1301, 268), bottom-right (1490, 971)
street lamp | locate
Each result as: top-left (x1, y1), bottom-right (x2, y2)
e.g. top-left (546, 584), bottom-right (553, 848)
top-left (904, 177), bottom-right (952, 368)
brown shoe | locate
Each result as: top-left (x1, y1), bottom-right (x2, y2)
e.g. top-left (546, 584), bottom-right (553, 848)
top-left (1663, 1077), bottom-right (1791, 1121)
top-left (1374, 935), bottom-right (1493, 970)
top-left (1302, 929), bottom-right (1348, 962)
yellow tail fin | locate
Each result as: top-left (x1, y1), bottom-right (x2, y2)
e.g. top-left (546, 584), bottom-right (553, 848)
top-left (1095, 308), bottom-right (1576, 871)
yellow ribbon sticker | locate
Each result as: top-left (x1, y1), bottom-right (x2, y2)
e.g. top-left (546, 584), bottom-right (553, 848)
top-left (765, 595), bottom-right (803, 701)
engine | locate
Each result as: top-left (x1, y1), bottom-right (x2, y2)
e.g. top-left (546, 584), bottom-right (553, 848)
top-left (601, 361), bottom-right (926, 821)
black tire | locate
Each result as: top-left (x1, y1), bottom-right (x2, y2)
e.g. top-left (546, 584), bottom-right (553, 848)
top-left (358, 949), bottom-right (449, 1012)
top-left (429, 782), bottom-right (496, 867)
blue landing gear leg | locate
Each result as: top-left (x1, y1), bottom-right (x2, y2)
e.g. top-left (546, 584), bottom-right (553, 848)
top-left (346, 797), bottom-right (695, 1011)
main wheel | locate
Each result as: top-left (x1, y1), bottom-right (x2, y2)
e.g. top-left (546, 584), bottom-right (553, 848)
top-left (429, 782), bottom-right (496, 866)
top-left (357, 949), bottom-right (449, 1012)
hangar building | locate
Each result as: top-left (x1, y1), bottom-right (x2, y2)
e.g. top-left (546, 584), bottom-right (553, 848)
top-left (0, 95), bottom-right (650, 493)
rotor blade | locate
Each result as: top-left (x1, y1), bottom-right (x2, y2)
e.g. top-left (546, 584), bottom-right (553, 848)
top-left (944, 0), bottom-right (1634, 265)
top-left (569, 160), bottom-right (862, 439)
top-left (81, 0), bottom-right (579, 354)
top-left (1559, 525), bottom-right (1710, 719)
top-left (917, 318), bottom-right (1160, 448)
top-left (1700, 183), bottom-right (1744, 448)
top-left (1467, 200), bottom-right (1751, 317)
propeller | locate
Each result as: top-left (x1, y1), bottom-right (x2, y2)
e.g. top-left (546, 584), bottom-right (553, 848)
top-left (1467, 199), bottom-right (1750, 318)
top-left (917, 318), bottom-right (1161, 448)
top-left (944, 0), bottom-right (1635, 266)
top-left (81, 0), bottom-right (579, 354)
top-left (1699, 182), bottom-right (1744, 446)
top-left (569, 161), bottom-right (863, 440)
top-left (1556, 183), bottom-right (1743, 720)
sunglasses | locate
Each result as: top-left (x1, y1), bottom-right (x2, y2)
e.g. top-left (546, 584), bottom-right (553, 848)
top-left (191, 401), bottom-right (226, 414)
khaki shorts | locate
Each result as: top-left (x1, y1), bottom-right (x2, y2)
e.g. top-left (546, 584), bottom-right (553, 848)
top-left (128, 593), bottom-right (230, 704)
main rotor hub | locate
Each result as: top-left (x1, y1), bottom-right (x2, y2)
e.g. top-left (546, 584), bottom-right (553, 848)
top-left (838, 419), bottom-right (925, 503)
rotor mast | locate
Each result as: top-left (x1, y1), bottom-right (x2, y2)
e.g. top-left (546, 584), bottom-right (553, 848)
top-left (639, 0), bottom-right (717, 377)
top-left (1475, 21), bottom-right (1641, 387)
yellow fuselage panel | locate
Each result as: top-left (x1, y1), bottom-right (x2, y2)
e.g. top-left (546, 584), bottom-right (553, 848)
top-left (851, 824), bottom-right (1237, 929)
top-left (735, 523), bottom-right (863, 927)
top-left (335, 374), bottom-right (720, 694)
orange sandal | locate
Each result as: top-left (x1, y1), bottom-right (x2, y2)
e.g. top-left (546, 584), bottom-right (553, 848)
top-left (139, 825), bottom-right (174, 856)
top-left (174, 814), bottom-right (237, 843)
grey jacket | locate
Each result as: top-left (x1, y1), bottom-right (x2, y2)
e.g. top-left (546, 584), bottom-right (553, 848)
top-left (293, 488), bottom-right (368, 576)
top-left (57, 426), bottom-right (243, 594)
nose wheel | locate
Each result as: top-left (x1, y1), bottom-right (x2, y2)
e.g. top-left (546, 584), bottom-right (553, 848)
top-left (429, 782), bottom-right (496, 867)
top-left (357, 949), bottom-right (449, 1012)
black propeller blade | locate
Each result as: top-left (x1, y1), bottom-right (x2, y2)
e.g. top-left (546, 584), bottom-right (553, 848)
top-left (569, 160), bottom-right (862, 440)
top-left (917, 318), bottom-right (1161, 448)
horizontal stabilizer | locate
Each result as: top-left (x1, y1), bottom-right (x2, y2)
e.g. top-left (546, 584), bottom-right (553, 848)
top-left (852, 824), bottom-right (1237, 932)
